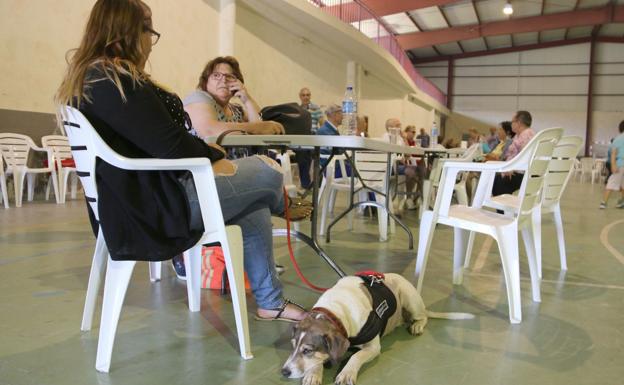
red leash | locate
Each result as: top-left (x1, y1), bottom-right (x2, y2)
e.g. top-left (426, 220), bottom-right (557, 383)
top-left (283, 188), bottom-right (329, 292)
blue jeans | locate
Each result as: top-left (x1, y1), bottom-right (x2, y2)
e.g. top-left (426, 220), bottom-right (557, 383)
top-left (213, 156), bottom-right (285, 309)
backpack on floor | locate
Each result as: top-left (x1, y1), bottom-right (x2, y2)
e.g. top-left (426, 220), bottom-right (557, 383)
top-left (201, 246), bottom-right (250, 293)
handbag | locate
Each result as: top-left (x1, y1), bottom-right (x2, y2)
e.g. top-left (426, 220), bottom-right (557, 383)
top-left (260, 103), bottom-right (312, 135)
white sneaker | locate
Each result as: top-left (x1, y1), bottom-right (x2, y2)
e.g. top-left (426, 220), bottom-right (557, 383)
top-left (406, 199), bottom-right (417, 210)
top-left (616, 199), bottom-right (624, 209)
top-left (599, 202), bottom-right (606, 209)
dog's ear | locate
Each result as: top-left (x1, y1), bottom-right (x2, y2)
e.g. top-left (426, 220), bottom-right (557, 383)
top-left (323, 333), bottom-right (349, 365)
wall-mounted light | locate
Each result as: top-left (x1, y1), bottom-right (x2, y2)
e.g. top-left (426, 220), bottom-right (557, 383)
top-left (503, 2), bottom-right (513, 15)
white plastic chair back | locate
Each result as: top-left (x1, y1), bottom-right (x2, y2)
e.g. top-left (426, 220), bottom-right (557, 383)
top-left (353, 151), bottom-right (393, 191)
top-left (541, 136), bottom-right (583, 209)
top-left (0, 133), bottom-right (32, 169)
top-left (579, 157), bottom-right (593, 181)
top-left (42, 135), bottom-right (78, 203)
top-left (430, 143), bottom-right (481, 188)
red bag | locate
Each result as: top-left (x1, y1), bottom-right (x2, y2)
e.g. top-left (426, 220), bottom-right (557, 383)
top-left (42, 158), bottom-right (76, 169)
top-left (201, 246), bottom-right (250, 291)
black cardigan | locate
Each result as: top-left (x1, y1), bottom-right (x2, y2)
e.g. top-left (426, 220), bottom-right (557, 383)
top-left (79, 68), bottom-right (224, 261)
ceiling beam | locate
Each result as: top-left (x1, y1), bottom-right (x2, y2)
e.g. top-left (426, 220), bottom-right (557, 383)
top-left (397, 4), bottom-right (624, 50)
top-left (321, 0), bottom-right (460, 23)
top-left (411, 36), bottom-right (624, 64)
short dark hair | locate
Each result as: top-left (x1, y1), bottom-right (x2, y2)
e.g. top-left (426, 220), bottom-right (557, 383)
top-left (197, 56), bottom-right (244, 91)
top-left (515, 110), bottom-right (532, 127)
top-left (619, 120), bottom-right (624, 133)
top-left (500, 121), bottom-right (514, 137)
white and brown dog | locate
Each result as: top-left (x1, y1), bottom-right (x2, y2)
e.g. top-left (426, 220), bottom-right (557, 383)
top-left (281, 273), bottom-right (473, 385)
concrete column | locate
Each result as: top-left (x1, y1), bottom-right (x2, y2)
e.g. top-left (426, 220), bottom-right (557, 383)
top-left (219, 0), bottom-right (236, 56)
top-left (346, 61), bottom-right (362, 99)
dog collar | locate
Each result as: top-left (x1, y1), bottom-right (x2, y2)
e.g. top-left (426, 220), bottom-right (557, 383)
top-left (310, 307), bottom-right (348, 339)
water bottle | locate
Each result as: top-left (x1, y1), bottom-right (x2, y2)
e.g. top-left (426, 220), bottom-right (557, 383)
top-left (342, 86), bottom-right (357, 135)
top-left (431, 121), bottom-right (439, 147)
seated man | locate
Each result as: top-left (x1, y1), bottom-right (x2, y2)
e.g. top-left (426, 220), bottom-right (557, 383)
top-left (492, 111), bottom-right (535, 196)
top-left (317, 104), bottom-right (350, 178)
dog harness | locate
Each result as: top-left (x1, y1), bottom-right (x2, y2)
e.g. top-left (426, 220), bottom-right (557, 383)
top-left (347, 272), bottom-right (398, 346)
top-left (310, 272), bottom-right (398, 347)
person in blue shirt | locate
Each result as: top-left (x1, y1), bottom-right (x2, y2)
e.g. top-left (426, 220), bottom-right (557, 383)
top-left (600, 120), bottom-right (624, 209)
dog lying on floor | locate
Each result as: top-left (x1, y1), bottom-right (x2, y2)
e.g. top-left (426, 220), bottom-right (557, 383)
top-left (281, 273), bottom-right (473, 385)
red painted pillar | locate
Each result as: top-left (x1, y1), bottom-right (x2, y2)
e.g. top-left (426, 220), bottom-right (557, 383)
top-left (447, 58), bottom-right (454, 110)
top-left (585, 38), bottom-right (596, 156)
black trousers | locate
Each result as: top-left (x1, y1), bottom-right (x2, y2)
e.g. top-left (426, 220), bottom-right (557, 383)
top-left (492, 172), bottom-right (524, 196)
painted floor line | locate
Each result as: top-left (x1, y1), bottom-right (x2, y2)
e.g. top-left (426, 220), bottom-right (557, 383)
top-left (599, 218), bottom-right (624, 265)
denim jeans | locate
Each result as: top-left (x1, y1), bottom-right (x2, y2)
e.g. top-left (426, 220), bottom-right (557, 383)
top-left (213, 156), bottom-right (286, 309)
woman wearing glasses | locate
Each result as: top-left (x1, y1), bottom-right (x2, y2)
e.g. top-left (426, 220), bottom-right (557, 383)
top-left (183, 57), bottom-right (284, 138)
top-left (55, 0), bottom-right (307, 323)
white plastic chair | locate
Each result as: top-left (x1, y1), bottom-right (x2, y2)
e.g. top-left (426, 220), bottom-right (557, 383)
top-left (62, 107), bottom-right (252, 372)
top-left (0, 133), bottom-right (60, 207)
top-left (419, 143), bottom-right (481, 219)
top-left (415, 128), bottom-right (563, 323)
top-left (578, 157), bottom-right (593, 183)
top-left (0, 152), bottom-right (9, 208)
top-left (42, 135), bottom-right (78, 203)
top-left (318, 154), bottom-right (360, 235)
top-left (591, 158), bottom-right (606, 184)
top-left (464, 136), bottom-right (583, 277)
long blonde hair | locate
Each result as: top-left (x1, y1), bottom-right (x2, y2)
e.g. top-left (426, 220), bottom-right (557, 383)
top-left (55, 0), bottom-right (151, 121)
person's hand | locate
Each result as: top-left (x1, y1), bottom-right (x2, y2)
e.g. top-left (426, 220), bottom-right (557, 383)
top-left (247, 121), bottom-right (285, 135)
top-left (227, 79), bottom-right (249, 103)
top-left (207, 142), bottom-right (226, 156)
top-left (211, 159), bottom-right (236, 176)
top-left (501, 171), bottom-right (514, 178)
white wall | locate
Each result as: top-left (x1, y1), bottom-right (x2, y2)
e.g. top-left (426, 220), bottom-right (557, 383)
top-left (416, 42), bottom-right (624, 150)
top-left (0, 0), bottom-right (433, 139)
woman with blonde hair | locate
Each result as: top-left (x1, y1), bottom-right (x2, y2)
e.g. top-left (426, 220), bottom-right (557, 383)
top-left (55, 0), bottom-right (306, 322)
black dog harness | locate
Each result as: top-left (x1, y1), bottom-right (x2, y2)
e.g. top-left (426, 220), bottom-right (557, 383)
top-left (347, 272), bottom-right (398, 346)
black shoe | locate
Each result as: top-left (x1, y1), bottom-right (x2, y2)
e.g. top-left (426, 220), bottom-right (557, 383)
top-left (171, 254), bottom-right (187, 281)
top-left (275, 264), bottom-right (286, 275)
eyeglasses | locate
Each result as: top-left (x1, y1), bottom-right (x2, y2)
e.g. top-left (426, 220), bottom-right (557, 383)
top-left (300, 93), bottom-right (311, 97)
top-left (209, 72), bottom-right (238, 82)
top-left (144, 26), bottom-right (160, 45)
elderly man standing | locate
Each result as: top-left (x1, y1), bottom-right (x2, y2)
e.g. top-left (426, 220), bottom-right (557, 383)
top-left (294, 87), bottom-right (323, 189)
top-left (492, 110), bottom-right (535, 196)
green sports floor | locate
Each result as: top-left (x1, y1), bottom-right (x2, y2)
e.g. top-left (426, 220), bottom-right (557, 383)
top-left (0, 179), bottom-right (623, 385)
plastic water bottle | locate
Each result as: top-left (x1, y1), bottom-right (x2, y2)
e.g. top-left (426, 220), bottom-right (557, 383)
top-left (431, 121), bottom-right (439, 147)
top-left (342, 86), bottom-right (357, 135)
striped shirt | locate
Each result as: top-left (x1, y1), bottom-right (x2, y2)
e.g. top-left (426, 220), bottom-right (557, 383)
top-left (506, 128), bottom-right (535, 160)
top-left (302, 102), bottom-right (323, 134)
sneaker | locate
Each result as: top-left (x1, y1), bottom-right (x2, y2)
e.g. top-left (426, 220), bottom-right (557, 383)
top-left (406, 199), bottom-right (417, 210)
top-left (275, 264), bottom-right (286, 275)
top-left (171, 254), bottom-right (187, 280)
top-left (617, 199), bottom-right (624, 209)
top-left (599, 202), bottom-right (607, 209)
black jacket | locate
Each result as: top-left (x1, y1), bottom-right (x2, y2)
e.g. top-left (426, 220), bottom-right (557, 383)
top-left (79, 67), bottom-right (224, 261)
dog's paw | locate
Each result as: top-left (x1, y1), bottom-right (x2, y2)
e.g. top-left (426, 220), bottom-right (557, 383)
top-left (408, 319), bottom-right (427, 335)
top-left (302, 372), bottom-right (322, 385)
top-left (335, 368), bottom-right (358, 385)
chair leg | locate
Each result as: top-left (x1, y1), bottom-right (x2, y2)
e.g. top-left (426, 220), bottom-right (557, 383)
top-left (14, 169), bottom-right (25, 207)
top-left (1, 175), bottom-right (8, 209)
top-left (222, 226), bottom-right (253, 359)
top-left (531, 207), bottom-right (542, 279)
top-left (494, 224), bottom-right (522, 324)
top-left (81, 231), bottom-right (108, 331)
top-left (463, 231), bottom-right (476, 269)
top-left (183, 248), bottom-right (202, 312)
top-left (95, 258), bottom-right (136, 373)
top-left (415, 211), bottom-right (436, 293)
top-left (454, 183), bottom-right (469, 206)
top-left (45, 178), bottom-right (51, 200)
top-left (319, 187), bottom-right (330, 236)
top-left (149, 261), bottom-right (162, 282)
top-left (50, 170), bottom-right (61, 204)
top-left (552, 204), bottom-right (567, 271)
top-left (521, 226), bottom-right (541, 303)
top-left (376, 195), bottom-right (388, 242)
top-left (452, 228), bottom-right (469, 285)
